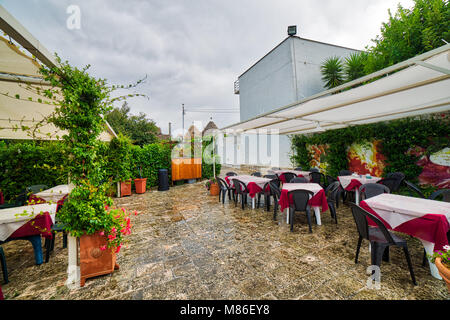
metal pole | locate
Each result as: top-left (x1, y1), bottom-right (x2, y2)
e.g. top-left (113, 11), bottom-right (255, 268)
top-left (182, 104), bottom-right (185, 139)
top-left (213, 135), bottom-right (216, 179)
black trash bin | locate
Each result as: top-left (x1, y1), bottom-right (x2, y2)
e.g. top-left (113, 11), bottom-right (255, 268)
top-left (158, 169), bottom-right (169, 191)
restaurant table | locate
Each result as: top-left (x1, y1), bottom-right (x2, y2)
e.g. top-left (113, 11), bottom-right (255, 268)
top-left (0, 203), bottom-right (57, 265)
top-left (32, 184), bottom-right (73, 203)
top-left (360, 193), bottom-right (450, 279)
top-left (273, 170), bottom-right (312, 183)
top-left (278, 183), bottom-right (329, 225)
top-left (338, 175), bottom-right (381, 204)
top-left (224, 175), bottom-right (272, 209)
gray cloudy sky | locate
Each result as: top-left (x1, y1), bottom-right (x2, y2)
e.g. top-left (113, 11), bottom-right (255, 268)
top-left (2, 0), bottom-right (414, 135)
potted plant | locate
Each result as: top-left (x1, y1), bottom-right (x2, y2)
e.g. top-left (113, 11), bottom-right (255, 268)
top-left (134, 165), bottom-right (147, 194)
top-left (429, 245), bottom-right (450, 293)
top-left (206, 178), bottom-right (219, 196)
top-left (35, 55), bottom-right (144, 287)
top-left (108, 134), bottom-right (133, 197)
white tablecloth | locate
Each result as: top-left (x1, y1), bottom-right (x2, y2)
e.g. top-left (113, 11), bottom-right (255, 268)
top-left (226, 175), bottom-right (272, 189)
top-left (273, 170), bottom-right (312, 180)
top-left (338, 175), bottom-right (381, 189)
top-left (0, 203), bottom-right (57, 241)
top-left (34, 184), bottom-right (74, 203)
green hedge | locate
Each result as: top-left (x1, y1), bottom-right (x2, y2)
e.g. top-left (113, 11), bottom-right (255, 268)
top-left (290, 114), bottom-right (449, 181)
top-left (0, 140), bottom-right (69, 201)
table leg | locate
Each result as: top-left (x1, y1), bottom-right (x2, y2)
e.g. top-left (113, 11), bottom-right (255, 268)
top-left (65, 234), bottom-right (80, 289)
top-left (285, 208), bottom-right (290, 224)
top-left (355, 189), bottom-right (360, 205)
top-left (313, 207), bottom-right (321, 225)
top-left (26, 235), bottom-right (43, 265)
top-left (420, 239), bottom-right (442, 280)
top-left (252, 198), bottom-right (255, 209)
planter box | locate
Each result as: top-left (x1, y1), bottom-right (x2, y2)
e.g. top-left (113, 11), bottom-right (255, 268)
top-left (120, 180), bottom-right (132, 197)
top-left (79, 232), bottom-right (118, 287)
top-left (134, 178), bottom-right (147, 194)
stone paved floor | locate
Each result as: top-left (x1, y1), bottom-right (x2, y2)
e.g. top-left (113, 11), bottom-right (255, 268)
top-left (1, 167), bottom-right (449, 300)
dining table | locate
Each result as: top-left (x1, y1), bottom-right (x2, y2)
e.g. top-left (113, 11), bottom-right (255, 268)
top-left (0, 203), bottom-right (58, 265)
top-left (224, 175), bottom-right (272, 209)
top-left (338, 174), bottom-right (382, 204)
top-left (359, 193), bottom-right (450, 279)
top-left (272, 170), bottom-right (312, 183)
top-left (278, 183), bottom-right (329, 225)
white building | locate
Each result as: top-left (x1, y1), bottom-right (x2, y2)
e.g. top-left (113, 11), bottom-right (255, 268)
top-left (222, 27), bottom-right (360, 169)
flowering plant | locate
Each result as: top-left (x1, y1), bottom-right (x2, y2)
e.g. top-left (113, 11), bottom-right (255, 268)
top-left (100, 205), bottom-right (138, 253)
top-left (429, 245), bottom-right (450, 268)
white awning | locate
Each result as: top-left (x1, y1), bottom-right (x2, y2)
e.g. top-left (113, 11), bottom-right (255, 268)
top-left (223, 44), bottom-right (450, 135)
top-left (0, 5), bottom-right (116, 141)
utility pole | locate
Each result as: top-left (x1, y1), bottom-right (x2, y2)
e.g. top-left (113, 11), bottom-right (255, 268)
top-left (182, 103), bottom-right (185, 139)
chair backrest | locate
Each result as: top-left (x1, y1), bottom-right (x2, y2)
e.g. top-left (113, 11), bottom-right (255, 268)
top-left (294, 167), bottom-right (303, 171)
top-left (288, 189), bottom-right (314, 212)
top-left (226, 172), bottom-right (237, 176)
top-left (217, 177), bottom-right (228, 190)
top-left (339, 170), bottom-right (352, 176)
top-left (14, 189), bottom-right (28, 206)
top-left (429, 189), bottom-right (450, 202)
top-left (377, 178), bottom-right (398, 192)
top-left (325, 181), bottom-right (340, 197)
top-left (309, 168), bottom-right (319, 173)
top-left (359, 183), bottom-right (390, 200)
top-left (26, 185), bottom-right (49, 195)
top-left (385, 172), bottom-right (405, 192)
top-left (309, 172), bottom-right (324, 185)
top-left (269, 180), bottom-right (281, 198)
top-left (263, 178), bottom-right (280, 195)
top-left (326, 175), bottom-right (337, 186)
top-left (251, 172), bottom-right (261, 177)
top-left (263, 174), bottom-right (277, 180)
top-left (327, 182), bottom-right (341, 203)
top-left (404, 180), bottom-right (425, 198)
top-left (291, 177), bottom-right (308, 183)
top-left (231, 179), bottom-right (247, 194)
top-left (350, 203), bottom-right (396, 244)
top-left (283, 172), bottom-right (297, 183)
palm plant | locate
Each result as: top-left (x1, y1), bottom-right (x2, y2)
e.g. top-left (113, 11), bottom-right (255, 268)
top-left (320, 56), bottom-right (344, 90)
top-left (344, 52), bottom-right (367, 82)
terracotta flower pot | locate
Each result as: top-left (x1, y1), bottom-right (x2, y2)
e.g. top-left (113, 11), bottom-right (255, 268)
top-left (134, 178), bottom-right (147, 194)
top-left (79, 232), bottom-right (119, 287)
top-left (209, 182), bottom-right (220, 196)
top-left (120, 179), bottom-right (132, 197)
top-left (435, 257), bottom-right (450, 293)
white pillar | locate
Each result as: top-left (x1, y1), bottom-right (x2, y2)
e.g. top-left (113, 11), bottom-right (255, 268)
top-left (65, 234), bottom-right (80, 289)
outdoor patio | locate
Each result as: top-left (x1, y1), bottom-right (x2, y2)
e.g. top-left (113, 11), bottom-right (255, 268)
top-left (1, 166), bottom-right (448, 300)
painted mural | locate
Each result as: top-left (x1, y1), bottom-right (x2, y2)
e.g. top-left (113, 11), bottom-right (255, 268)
top-left (307, 144), bottom-right (330, 173)
top-left (407, 146), bottom-right (450, 189)
top-left (347, 140), bottom-right (386, 177)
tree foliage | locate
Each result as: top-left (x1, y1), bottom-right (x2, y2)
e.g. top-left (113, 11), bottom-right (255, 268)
top-left (105, 102), bottom-right (160, 146)
top-left (320, 56), bottom-right (344, 89)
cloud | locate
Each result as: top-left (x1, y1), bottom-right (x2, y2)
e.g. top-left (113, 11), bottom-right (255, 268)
top-left (2, 0), bottom-right (415, 134)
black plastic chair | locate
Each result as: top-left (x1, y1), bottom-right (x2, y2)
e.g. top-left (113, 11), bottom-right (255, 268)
top-left (259, 178), bottom-right (280, 211)
top-left (309, 172), bottom-right (325, 187)
top-left (226, 172), bottom-right (237, 176)
top-left (325, 181), bottom-right (341, 224)
top-left (385, 172), bottom-right (405, 192)
top-left (0, 189), bottom-right (28, 209)
top-left (231, 179), bottom-right (249, 210)
top-left (263, 174), bottom-right (277, 179)
top-left (269, 180), bottom-right (282, 220)
top-left (358, 183), bottom-right (390, 200)
top-left (251, 172), bottom-right (262, 177)
top-left (291, 177), bottom-right (308, 183)
top-left (294, 167), bottom-right (303, 171)
top-left (339, 170), bottom-right (352, 176)
top-left (0, 246), bottom-right (8, 284)
top-left (429, 189), bottom-right (450, 202)
top-left (282, 172), bottom-right (297, 183)
top-left (376, 178), bottom-right (398, 194)
top-left (287, 189), bottom-right (314, 232)
top-left (309, 168), bottom-right (319, 173)
top-left (404, 180), bottom-right (425, 198)
top-left (350, 203), bottom-right (417, 285)
top-left (217, 177), bottom-right (233, 204)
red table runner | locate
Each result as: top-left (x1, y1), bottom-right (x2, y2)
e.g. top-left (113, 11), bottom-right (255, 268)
top-left (360, 200), bottom-right (449, 252)
top-left (8, 211), bottom-right (54, 239)
top-left (278, 173), bottom-right (308, 183)
top-left (224, 176), bottom-right (270, 198)
top-left (279, 188), bottom-right (328, 212)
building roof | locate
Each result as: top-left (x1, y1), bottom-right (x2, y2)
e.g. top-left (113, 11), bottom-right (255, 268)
top-left (202, 120), bottom-right (218, 136)
top-left (238, 35), bottom-right (362, 79)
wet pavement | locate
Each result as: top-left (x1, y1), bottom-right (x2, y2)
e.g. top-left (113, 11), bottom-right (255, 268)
top-left (1, 166), bottom-right (449, 300)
